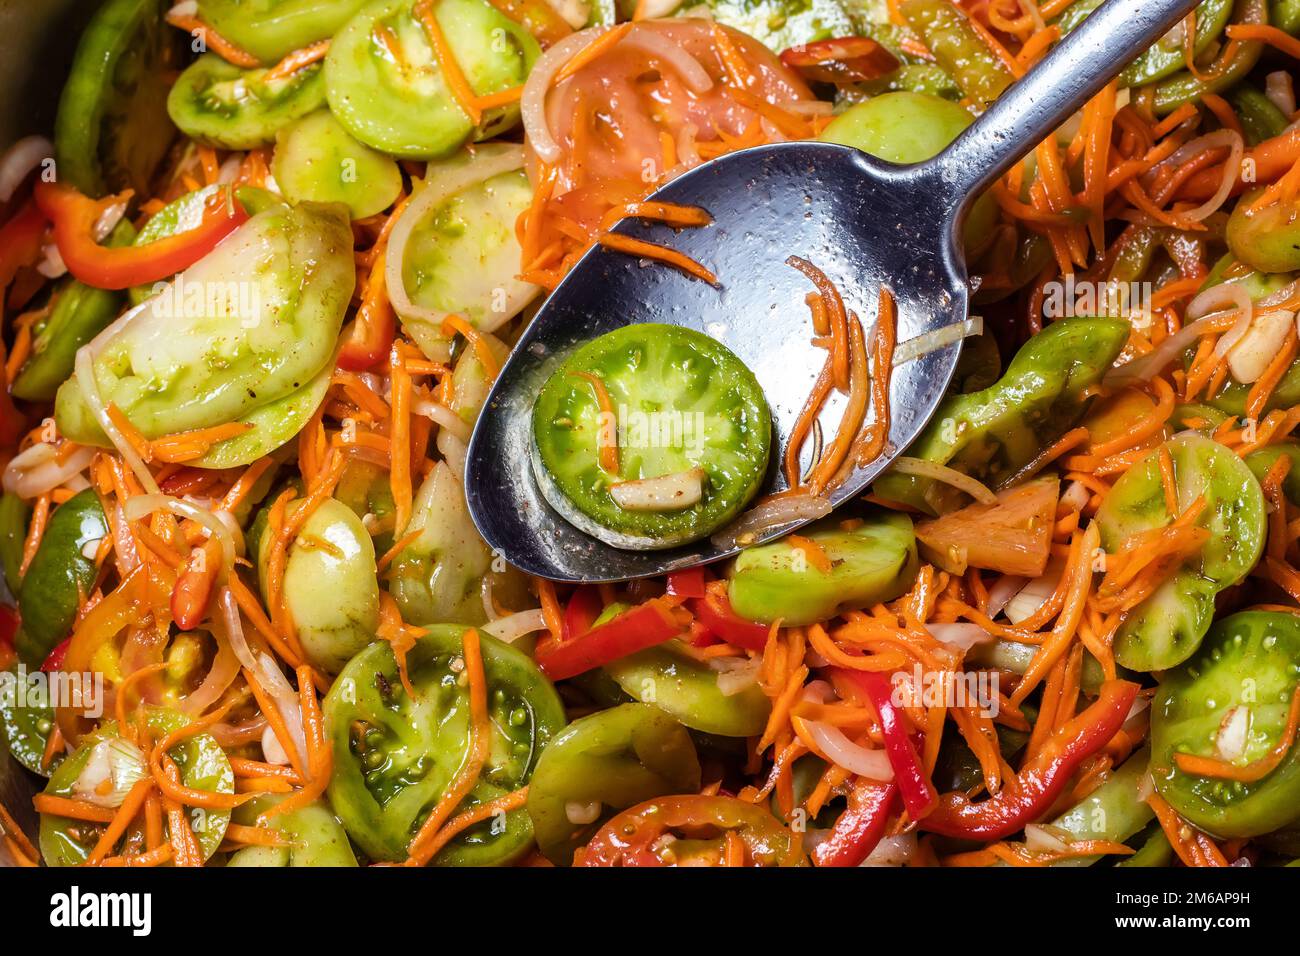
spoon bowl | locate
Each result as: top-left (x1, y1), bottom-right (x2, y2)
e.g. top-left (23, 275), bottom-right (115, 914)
top-left (466, 0), bottom-right (1203, 582)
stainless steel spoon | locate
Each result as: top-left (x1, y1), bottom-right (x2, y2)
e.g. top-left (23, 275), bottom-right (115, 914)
top-left (466, 0), bottom-right (1202, 582)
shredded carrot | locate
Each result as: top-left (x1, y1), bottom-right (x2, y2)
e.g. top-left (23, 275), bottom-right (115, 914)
top-left (32, 794), bottom-right (117, 823)
top-left (18, 491), bottom-right (49, 577)
top-left (388, 341), bottom-right (414, 536)
top-left (788, 257), bottom-right (850, 392)
top-left (439, 313), bottom-right (501, 380)
top-left (569, 370), bottom-right (620, 474)
top-left (164, 11), bottom-right (260, 68)
top-left (1174, 686), bottom-right (1300, 782)
top-left (598, 232), bottom-right (718, 285)
top-left (558, 22), bottom-right (634, 83)
top-left (787, 534), bottom-right (832, 574)
top-left (263, 39), bottom-right (330, 82)
top-left (415, 0), bottom-right (484, 124)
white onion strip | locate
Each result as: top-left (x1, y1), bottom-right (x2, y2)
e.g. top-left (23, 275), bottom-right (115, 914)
top-left (123, 493), bottom-right (240, 578)
top-left (892, 316), bottom-right (984, 367)
top-left (622, 30), bottom-right (714, 93)
top-left (710, 491), bottom-right (832, 550)
top-left (412, 399), bottom-right (471, 441)
top-left (521, 27), bottom-right (608, 164)
top-left (802, 719), bottom-right (894, 781)
top-left (890, 456), bottom-right (998, 505)
top-left (385, 145), bottom-right (530, 340)
top-left (2, 443), bottom-right (95, 499)
top-left (481, 608), bottom-right (547, 644)
top-left (1178, 130), bottom-right (1244, 223)
top-left (0, 135), bottom-right (51, 202)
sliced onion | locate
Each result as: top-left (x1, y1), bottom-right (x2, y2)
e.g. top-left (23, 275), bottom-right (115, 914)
top-left (1104, 307), bottom-right (1247, 387)
top-left (261, 725), bottom-right (291, 766)
top-left (1178, 130), bottom-right (1244, 222)
top-left (892, 317), bottom-right (983, 367)
top-left (710, 655), bottom-right (761, 696)
top-left (521, 27), bottom-right (607, 164)
top-left (1216, 705), bottom-right (1251, 762)
top-left (985, 574), bottom-right (1028, 619)
top-left (385, 144), bottom-right (531, 341)
top-left (185, 619), bottom-right (243, 716)
top-left (802, 719), bottom-right (894, 781)
top-left (2, 443), bottom-right (95, 499)
top-left (861, 833), bottom-right (917, 867)
top-left (1226, 309), bottom-right (1294, 384)
top-left (1024, 823), bottom-right (1073, 855)
top-left (437, 429), bottom-right (468, 480)
top-left (1259, 275), bottom-right (1300, 310)
top-left (1268, 71), bottom-right (1297, 119)
top-left (623, 25), bottom-right (714, 93)
top-left (123, 493), bottom-right (240, 578)
top-left (412, 399), bottom-right (471, 441)
top-left (1199, 285), bottom-right (1258, 360)
top-left (0, 135), bottom-right (51, 203)
top-left (481, 608), bottom-right (547, 644)
top-left (891, 456), bottom-right (997, 505)
top-left (565, 800), bottom-right (603, 825)
top-left (710, 491), bottom-right (833, 550)
top-left (925, 622), bottom-right (995, 653)
top-left (1060, 480), bottom-right (1090, 512)
top-left (1005, 568), bottom-right (1060, 624)
top-left (610, 468), bottom-right (706, 511)
top-left (71, 737), bottom-right (146, 808)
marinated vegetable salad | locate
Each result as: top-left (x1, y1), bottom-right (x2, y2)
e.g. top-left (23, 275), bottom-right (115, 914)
top-left (5, 0), bottom-right (1300, 871)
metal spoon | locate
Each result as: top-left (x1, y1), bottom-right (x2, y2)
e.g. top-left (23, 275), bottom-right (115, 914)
top-left (466, 0), bottom-right (1202, 582)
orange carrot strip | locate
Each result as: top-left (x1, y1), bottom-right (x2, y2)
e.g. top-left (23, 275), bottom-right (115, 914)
top-left (598, 232), bottom-right (719, 285)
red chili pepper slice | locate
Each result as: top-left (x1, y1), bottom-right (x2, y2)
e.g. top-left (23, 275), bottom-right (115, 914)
top-left (919, 680), bottom-right (1140, 841)
top-left (838, 669), bottom-right (938, 821)
top-left (35, 180), bottom-right (248, 290)
top-left (535, 597), bottom-right (684, 680)
top-left (812, 779), bottom-right (898, 867)
top-left (690, 582), bottom-right (769, 652)
top-left (779, 37), bottom-right (900, 85)
top-left (40, 637), bottom-right (71, 674)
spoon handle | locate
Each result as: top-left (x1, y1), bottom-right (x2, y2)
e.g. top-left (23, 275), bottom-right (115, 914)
top-left (929, 0), bottom-right (1204, 208)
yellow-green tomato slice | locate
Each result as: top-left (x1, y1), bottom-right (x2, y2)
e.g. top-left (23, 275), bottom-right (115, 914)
top-left (272, 110), bottom-right (403, 219)
top-left (531, 323), bottom-right (772, 550)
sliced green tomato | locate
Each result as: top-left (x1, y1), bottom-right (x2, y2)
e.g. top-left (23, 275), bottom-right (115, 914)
top-left (1043, 748), bottom-right (1153, 867)
top-left (167, 54), bottom-right (327, 150)
top-left (197, 0), bottom-right (370, 64)
top-left (256, 498), bottom-right (380, 674)
top-left (324, 624), bottom-right (565, 863)
top-left (272, 110), bottom-right (403, 219)
top-left (1057, 0), bottom-right (1232, 87)
top-left (396, 149), bottom-right (537, 360)
top-left (0, 674), bottom-right (62, 776)
top-left (227, 795), bottom-right (358, 866)
top-left (190, 361), bottom-right (333, 469)
top-left (128, 185), bottom-right (283, 306)
top-left (16, 490), bottom-right (109, 668)
top-left (1246, 442), bottom-right (1300, 506)
top-left (13, 222), bottom-right (136, 402)
top-left (54, 0), bottom-right (185, 196)
top-left (335, 458), bottom-right (398, 553)
top-left (56, 202), bottom-right (354, 452)
top-left (532, 324), bottom-right (772, 550)
top-left (1152, 611), bottom-right (1300, 838)
top-left (389, 461), bottom-right (493, 626)
top-left (324, 0), bottom-right (540, 159)
top-left (727, 511), bottom-right (918, 626)
top-left (1227, 189), bottom-right (1300, 274)
top-left (1095, 434), bottom-right (1266, 672)
top-left (527, 703), bottom-right (701, 866)
top-left (684, 0), bottom-right (858, 52)
top-left (603, 640), bottom-right (770, 737)
top-left (39, 710), bottom-right (234, 866)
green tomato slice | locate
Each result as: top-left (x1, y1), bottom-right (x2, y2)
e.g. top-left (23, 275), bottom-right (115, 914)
top-left (167, 54), bottom-right (327, 151)
top-left (527, 703), bottom-right (701, 865)
top-left (272, 110), bottom-right (403, 219)
top-left (1096, 434), bottom-right (1265, 672)
top-left (324, 0), bottom-right (539, 160)
top-left (0, 492), bottom-right (30, 596)
top-left (1056, 0), bottom-right (1232, 88)
top-left (324, 623), bottom-right (565, 863)
top-left (1227, 188), bottom-right (1300, 274)
top-left (256, 497), bottom-right (380, 674)
top-left (39, 710), bottom-right (234, 866)
top-left (727, 511), bottom-right (918, 626)
top-left (55, 202), bottom-right (354, 458)
top-left (531, 323), bottom-right (772, 550)
top-left (197, 0), bottom-right (371, 64)
top-left (686, 0), bottom-right (858, 52)
top-left (0, 671), bottom-right (63, 777)
top-left (604, 640), bottom-right (770, 737)
top-left (227, 795), bottom-right (358, 866)
top-left (16, 490), bottom-right (109, 668)
top-left (1152, 611), bottom-right (1300, 838)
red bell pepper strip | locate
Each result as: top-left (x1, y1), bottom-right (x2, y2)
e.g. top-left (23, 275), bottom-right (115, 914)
top-left (562, 584), bottom-right (602, 641)
top-left (839, 669), bottom-right (938, 821)
top-left (666, 567), bottom-right (709, 599)
top-left (812, 779), bottom-right (898, 867)
top-left (535, 597), bottom-right (684, 681)
top-left (336, 257), bottom-right (397, 371)
top-left (34, 180), bottom-right (248, 290)
top-left (919, 680), bottom-right (1140, 841)
top-left (690, 583), bottom-right (769, 652)
top-left (779, 37), bottom-right (900, 85)
top-left (0, 198), bottom-right (48, 290)
top-left (40, 637), bottom-right (70, 674)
